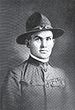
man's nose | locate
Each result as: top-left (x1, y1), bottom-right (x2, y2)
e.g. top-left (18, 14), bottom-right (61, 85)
top-left (41, 39), bottom-right (47, 48)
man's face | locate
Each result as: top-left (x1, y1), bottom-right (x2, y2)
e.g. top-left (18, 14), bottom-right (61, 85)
top-left (29, 30), bottom-right (55, 59)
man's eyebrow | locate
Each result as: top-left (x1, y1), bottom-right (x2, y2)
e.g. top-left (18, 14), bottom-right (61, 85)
top-left (33, 36), bottom-right (42, 39)
top-left (33, 36), bottom-right (52, 38)
top-left (46, 36), bottom-right (52, 38)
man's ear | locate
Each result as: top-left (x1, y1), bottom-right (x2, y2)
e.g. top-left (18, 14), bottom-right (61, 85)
top-left (52, 39), bottom-right (55, 48)
top-left (25, 39), bottom-right (30, 48)
top-left (25, 39), bottom-right (28, 45)
top-left (53, 39), bottom-right (55, 44)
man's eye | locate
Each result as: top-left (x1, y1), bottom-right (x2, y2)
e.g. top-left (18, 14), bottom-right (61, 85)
top-left (34, 36), bottom-right (41, 41)
top-left (46, 37), bottom-right (51, 40)
top-left (35, 37), bottom-right (40, 40)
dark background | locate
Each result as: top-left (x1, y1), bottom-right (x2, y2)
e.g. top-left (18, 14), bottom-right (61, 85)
top-left (0, 0), bottom-right (75, 99)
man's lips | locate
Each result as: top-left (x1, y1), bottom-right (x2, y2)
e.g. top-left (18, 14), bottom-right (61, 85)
top-left (40, 49), bottom-right (48, 52)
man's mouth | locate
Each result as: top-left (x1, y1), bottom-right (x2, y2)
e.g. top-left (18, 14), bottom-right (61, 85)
top-left (40, 49), bottom-right (48, 53)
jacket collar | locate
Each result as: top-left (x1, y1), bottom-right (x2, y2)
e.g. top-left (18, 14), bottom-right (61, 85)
top-left (28, 56), bottom-right (49, 67)
top-left (30, 53), bottom-right (49, 63)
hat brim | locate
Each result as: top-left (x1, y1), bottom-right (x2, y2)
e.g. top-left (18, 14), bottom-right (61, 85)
top-left (16, 28), bottom-right (64, 44)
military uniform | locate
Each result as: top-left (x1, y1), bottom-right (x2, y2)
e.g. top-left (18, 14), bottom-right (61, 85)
top-left (1, 12), bottom-right (75, 110)
top-left (1, 56), bottom-right (75, 110)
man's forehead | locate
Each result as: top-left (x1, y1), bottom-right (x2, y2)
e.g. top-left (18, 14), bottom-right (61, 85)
top-left (31, 30), bottom-right (53, 38)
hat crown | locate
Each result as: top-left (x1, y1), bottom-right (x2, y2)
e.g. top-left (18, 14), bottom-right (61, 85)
top-left (26, 12), bottom-right (52, 32)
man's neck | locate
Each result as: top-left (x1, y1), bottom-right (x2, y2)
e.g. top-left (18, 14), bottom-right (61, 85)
top-left (30, 53), bottom-right (49, 63)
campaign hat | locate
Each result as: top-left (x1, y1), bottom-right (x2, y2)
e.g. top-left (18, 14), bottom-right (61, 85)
top-left (16, 12), bottom-right (64, 44)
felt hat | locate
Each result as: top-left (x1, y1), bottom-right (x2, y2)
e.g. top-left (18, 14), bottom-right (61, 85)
top-left (16, 12), bottom-right (64, 44)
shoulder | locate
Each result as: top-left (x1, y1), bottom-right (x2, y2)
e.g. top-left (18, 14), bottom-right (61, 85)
top-left (48, 64), bottom-right (66, 79)
top-left (54, 67), bottom-right (65, 77)
top-left (53, 67), bottom-right (69, 83)
top-left (7, 60), bottom-right (28, 82)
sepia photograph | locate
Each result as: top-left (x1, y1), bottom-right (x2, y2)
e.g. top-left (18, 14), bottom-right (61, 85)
top-left (0, 0), bottom-right (75, 110)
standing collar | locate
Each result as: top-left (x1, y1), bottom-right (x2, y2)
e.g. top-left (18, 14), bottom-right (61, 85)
top-left (30, 53), bottom-right (49, 63)
top-left (27, 56), bottom-right (49, 67)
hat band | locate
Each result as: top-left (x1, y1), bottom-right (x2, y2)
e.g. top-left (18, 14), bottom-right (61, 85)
top-left (26, 25), bottom-right (53, 32)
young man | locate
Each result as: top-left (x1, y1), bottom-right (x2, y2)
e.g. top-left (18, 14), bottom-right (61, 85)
top-left (1, 12), bottom-right (75, 110)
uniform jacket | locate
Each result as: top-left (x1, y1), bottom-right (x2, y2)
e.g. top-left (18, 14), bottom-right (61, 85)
top-left (1, 56), bottom-right (75, 110)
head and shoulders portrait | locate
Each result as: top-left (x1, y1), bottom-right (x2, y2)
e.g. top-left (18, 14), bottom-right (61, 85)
top-left (0, 1), bottom-right (75, 110)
